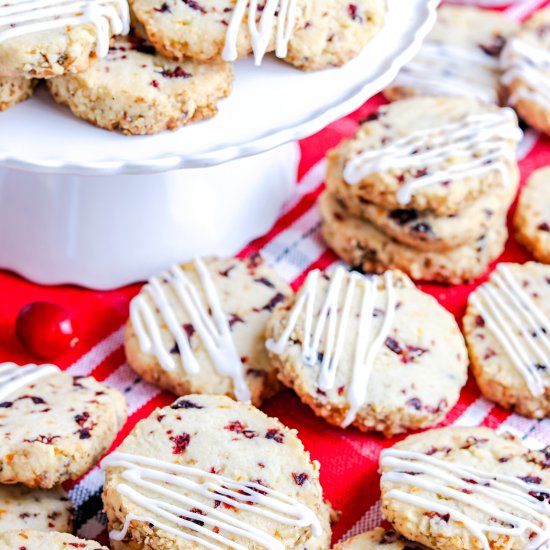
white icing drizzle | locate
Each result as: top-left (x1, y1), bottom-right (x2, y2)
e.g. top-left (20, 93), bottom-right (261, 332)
top-left (381, 448), bottom-right (550, 550)
top-left (470, 264), bottom-right (550, 397)
top-left (130, 259), bottom-right (251, 403)
top-left (266, 267), bottom-right (396, 426)
top-left (0, 362), bottom-right (60, 402)
top-left (392, 41), bottom-right (501, 104)
top-left (502, 37), bottom-right (550, 112)
top-left (0, 0), bottom-right (130, 57)
top-left (102, 451), bottom-right (322, 549)
top-left (222, 0), bottom-right (297, 65)
top-left (343, 109), bottom-right (522, 205)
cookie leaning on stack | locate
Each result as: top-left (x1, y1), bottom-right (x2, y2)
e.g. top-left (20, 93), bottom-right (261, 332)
top-left (321, 96), bottom-right (522, 284)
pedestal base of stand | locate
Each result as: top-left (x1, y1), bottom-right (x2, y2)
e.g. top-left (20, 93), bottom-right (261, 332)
top-left (0, 142), bottom-right (299, 290)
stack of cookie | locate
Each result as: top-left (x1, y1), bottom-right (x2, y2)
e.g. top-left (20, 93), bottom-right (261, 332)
top-left (320, 96), bottom-right (523, 284)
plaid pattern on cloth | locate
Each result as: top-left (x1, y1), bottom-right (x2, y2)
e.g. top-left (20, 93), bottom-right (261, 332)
top-left (1, 1), bottom-right (550, 545)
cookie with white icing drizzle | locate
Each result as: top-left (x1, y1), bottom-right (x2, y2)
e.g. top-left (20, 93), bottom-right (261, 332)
top-left (0, 362), bottom-right (126, 489)
top-left (334, 528), bottom-right (426, 549)
top-left (125, 255), bottom-right (291, 406)
top-left (380, 426), bottom-right (550, 550)
top-left (102, 393), bottom-right (331, 549)
top-left (501, 8), bottom-right (550, 136)
top-left (385, 6), bottom-right (517, 105)
top-left (129, 0), bottom-right (310, 64)
top-left (464, 262), bottom-right (550, 418)
top-left (319, 191), bottom-right (508, 285)
top-left (0, 0), bottom-right (129, 78)
top-left (285, 0), bottom-right (386, 71)
top-left (47, 35), bottom-right (233, 135)
top-left (266, 266), bottom-right (468, 436)
top-left (0, 77), bottom-right (36, 111)
top-left (326, 97), bottom-right (521, 217)
top-left (514, 167), bottom-right (550, 264)
top-left (0, 530), bottom-right (107, 549)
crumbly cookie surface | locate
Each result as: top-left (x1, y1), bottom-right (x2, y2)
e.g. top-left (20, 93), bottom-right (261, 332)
top-left (514, 167), bottom-right (550, 263)
top-left (464, 262), bottom-right (550, 418)
top-left (380, 427), bottom-right (550, 550)
top-left (0, 77), bottom-right (36, 111)
top-left (125, 255), bottom-right (291, 406)
top-left (47, 35), bottom-right (233, 135)
top-left (319, 191), bottom-right (507, 284)
top-left (103, 394), bottom-right (331, 549)
top-left (0, 530), bottom-right (107, 549)
top-left (334, 528), bottom-right (426, 549)
top-left (0, 363), bottom-right (126, 489)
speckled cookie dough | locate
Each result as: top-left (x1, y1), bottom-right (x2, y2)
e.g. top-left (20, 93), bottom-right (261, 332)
top-left (0, 530), bottom-right (108, 549)
top-left (334, 528), bottom-right (427, 549)
top-left (103, 394), bottom-right (331, 549)
top-left (0, 77), bottom-right (36, 111)
top-left (380, 427), bottom-right (550, 550)
top-left (464, 262), bottom-right (550, 418)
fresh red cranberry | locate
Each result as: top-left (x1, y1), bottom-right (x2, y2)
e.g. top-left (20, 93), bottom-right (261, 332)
top-left (16, 302), bottom-right (79, 359)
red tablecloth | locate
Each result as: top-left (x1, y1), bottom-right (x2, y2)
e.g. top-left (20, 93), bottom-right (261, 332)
top-left (2, 1), bottom-right (550, 545)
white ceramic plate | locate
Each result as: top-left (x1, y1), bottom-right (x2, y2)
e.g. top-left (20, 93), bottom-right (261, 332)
top-left (0, 0), bottom-right (438, 175)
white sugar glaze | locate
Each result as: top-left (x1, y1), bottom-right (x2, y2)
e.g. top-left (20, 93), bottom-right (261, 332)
top-left (0, 362), bottom-right (60, 402)
top-left (222, 0), bottom-right (297, 65)
top-left (103, 451), bottom-right (322, 549)
top-left (381, 448), bottom-right (550, 550)
top-left (343, 108), bottom-right (522, 204)
top-left (0, 0), bottom-right (130, 57)
top-left (130, 258), bottom-right (251, 402)
top-left (470, 264), bottom-right (550, 396)
top-left (266, 267), bottom-right (396, 426)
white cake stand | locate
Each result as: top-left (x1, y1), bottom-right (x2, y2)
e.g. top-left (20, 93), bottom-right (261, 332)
top-left (0, 0), bottom-right (438, 289)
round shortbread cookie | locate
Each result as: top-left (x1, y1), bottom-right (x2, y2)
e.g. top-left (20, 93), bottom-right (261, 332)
top-left (0, 363), bottom-right (127, 489)
top-left (47, 35), bottom-right (233, 135)
top-left (266, 266), bottom-right (468, 437)
top-left (129, 0), bottom-right (309, 63)
top-left (325, 97), bottom-right (521, 216)
top-left (319, 191), bottom-right (508, 285)
top-left (463, 262), bottom-right (550, 418)
top-left (102, 393), bottom-right (331, 549)
top-left (0, 485), bottom-right (72, 533)
top-left (334, 528), bottom-right (426, 549)
top-left (514, 167), bottom-right (550, 263)
top-left (501, 9), bottom-right (550, 136)
top-left (285, 0), bottom-right (386, 71)
top-left (380, 426), bottom-right (550, 550)
top-left (0, 77), bottom-right (36, 111)
top-left (333, 182), bottom-right (516, 252)
top-left (125, 255), bottom-right (292, 406)
top-left (0, 0), bottom-right (129, 78)
top-left (0, 530), bottom-right (107, 549)
top-left (385, 6), bottom-right (517, 105)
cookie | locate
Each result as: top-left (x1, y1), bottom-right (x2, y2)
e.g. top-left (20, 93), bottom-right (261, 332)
top-left (514, 167), bottom-right (550, 263)
top-left (380, 426), bottom-right (550, 550)
top-left (0, 77), bottom-right (36, 111)
top-left (385, 6), bottom-right (516, 105)
top-left (0, 531), bottom-right (107, 549)
top-left (501, 9), bottom-right (550, 136)
top-left (266, 266), bottom-right (468, 437)
top-left (463, 262), bottom-right (550, 418)
top-left (0, 0), bottom-right (129, 78)
top-left (130, 0), bottom-right (309, 64)
top-left (0, 362), bottom-right (126, 489)
top-left (319, 191), bottom-right (508, 285)
top-left (126, 256), bottom-right (291, 406)
top-left (325, 97), bottom-right (521, 216)
top-left (334, 528), bottom-right (426, 549)
top-left (47, 35), bottom-right (233, 135)
top-left (0, 485), bottom-right (72, 533)
top-left (102, 393), bottom-right (330, 549)
top-left (334, 183), bottom-right (516, 253)
top-left (285, 0), bottom-right (386, 71)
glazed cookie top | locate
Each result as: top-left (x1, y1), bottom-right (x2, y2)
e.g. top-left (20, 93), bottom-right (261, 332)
top-left (103, 394), bottom-right (328, 549)
top-left (330, 97), bottom-right (522, 214)
top-left (0, 530), bottom-right (107, 549)
top-left (334, 528), bottom-right (425, 549)
top-left (380, 427), bottom-right (550, 550)
top-left (501, 8), bottom-right (550, 113)
top-left (266, 267), bottom-right (468, 431)
top-left (389, 6), bottom-right (516, 104)
top-left (126, 255), bottom-right (291, 404)
top-left (464, 262), bottom-right (550, 398)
